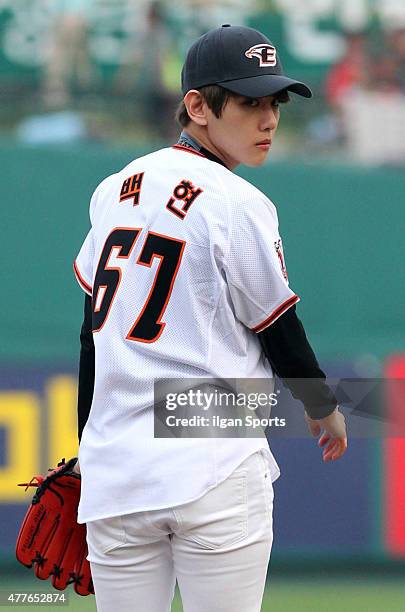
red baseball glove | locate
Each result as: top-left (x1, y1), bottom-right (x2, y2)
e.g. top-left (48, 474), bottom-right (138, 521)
top-left (16, 457), bottom-right (93, 596)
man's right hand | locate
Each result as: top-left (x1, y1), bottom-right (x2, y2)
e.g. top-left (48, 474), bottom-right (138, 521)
top-left (305, 407), bottom-right (347, 462)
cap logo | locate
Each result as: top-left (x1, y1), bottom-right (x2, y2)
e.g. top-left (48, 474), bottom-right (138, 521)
top-left (245, 44), bottom-right (277, 67)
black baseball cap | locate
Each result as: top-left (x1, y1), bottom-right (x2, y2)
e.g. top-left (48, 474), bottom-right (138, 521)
top-left (182, 24), bottom-right (312, 99)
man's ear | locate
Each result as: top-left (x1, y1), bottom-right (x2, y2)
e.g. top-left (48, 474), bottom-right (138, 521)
top-left (183, 90), bottom-right (208, 126)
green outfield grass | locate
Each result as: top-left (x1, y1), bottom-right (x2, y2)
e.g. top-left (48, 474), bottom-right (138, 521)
top-left (1, 576), bottom-right (405, 611)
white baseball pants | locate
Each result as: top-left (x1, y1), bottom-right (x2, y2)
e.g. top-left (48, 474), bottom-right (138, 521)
top-left (86, 450), bottom-right (274, 612)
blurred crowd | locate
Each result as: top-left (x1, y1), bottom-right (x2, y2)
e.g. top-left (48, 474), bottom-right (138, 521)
top-left (39, 0), bottom-right (181, 141)
top-left (27, 0), bottom-right (254, 142)
top-left (321, 27), bottom-right (405, 163)
top-left (325, 29), bottom-right (405, 107)
top-left (2, 0), bottom-right (405, 163)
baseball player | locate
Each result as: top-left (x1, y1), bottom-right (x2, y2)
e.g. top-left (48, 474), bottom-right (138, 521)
top-left (73, 25), bottom-right (347, 612)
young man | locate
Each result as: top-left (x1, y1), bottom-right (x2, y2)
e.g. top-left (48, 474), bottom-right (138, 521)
top-left (74, 25), bottom-right (347, 612)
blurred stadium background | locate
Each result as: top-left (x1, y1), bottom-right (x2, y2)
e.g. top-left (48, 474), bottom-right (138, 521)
top-left (1, 0), bottom-right (405, 610)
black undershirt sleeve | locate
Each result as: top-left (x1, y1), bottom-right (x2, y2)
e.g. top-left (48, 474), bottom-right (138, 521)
top-left (257, 305), bottom-right (337, 419)
top-left (77, 294), bottom-right (95, 441)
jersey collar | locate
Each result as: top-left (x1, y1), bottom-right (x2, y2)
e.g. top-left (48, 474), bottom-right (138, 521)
top-left (174, 131), bottom-right (228, 169)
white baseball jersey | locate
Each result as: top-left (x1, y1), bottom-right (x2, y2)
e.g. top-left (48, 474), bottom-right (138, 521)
top-left (74, 144), bottom-right (299, 523)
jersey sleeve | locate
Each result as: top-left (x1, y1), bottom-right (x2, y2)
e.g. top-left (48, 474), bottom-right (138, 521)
top-left (74, 230), bottom-right (94, 295)
top-left (73, 186), bottom-right (100, 296)
top-left (224, 195), bottom-right (299, 333)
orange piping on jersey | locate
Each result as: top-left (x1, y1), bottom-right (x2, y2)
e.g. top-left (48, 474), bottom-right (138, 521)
top-left (172, 144), bottom-right (207, 158)
top-left (252, 295), bottom-right (300, 333)
top-left (93, 227), bottom-right (141, 333)
top-left (127, 231), bottom-right (186, 343)
top-left (73, 260), bottom-right (92, 295)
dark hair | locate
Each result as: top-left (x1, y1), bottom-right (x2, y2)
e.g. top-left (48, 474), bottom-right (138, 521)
top-left (175, 85), bottom-right (290, 127)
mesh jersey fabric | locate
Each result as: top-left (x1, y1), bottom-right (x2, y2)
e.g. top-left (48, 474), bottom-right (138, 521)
top-left (74, 145), bottom-right (297, 523)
